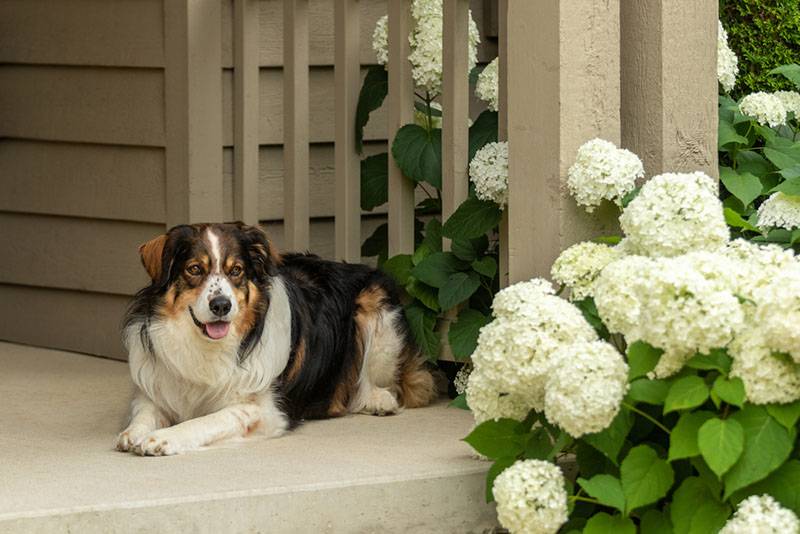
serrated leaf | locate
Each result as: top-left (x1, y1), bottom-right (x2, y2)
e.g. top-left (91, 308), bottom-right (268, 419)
top-left (770, 176), bottom-right (800, 196)
top-left (404, 304), bottom-right (439, 360)
top-left (627, 341), bottom-right (663, 380)
top-left (355, 66), bottom-right (388, 153)
top-left (671, 477), bottom-right (730, 534)
top-left (731, 459), bottom-right (800, 515)
top-left (583, 513), bottom-right (636, 534)
top-left (360, 152), bottom-right (388, 210)
top-left (438, 272), bottom-right (480, 310)
top-left (765, 146), bottom-right (800, 171)
top-left (620, 445), bottom-right (674, 514)
top-left (686, 349), bottom-right (732, 374)
top-left (451, 238), bottom-right (477, 261)
top-left (441, 197), bottom-right (502, 240)
top-left (664, 376), bottom-right (709, 414)
top-left (391, 124), bottom-right (442, 189)
top-left (411, 252), bottom-right (462, 288)
top-left (698, 418), bottom-right (745, 478)
top-left (712, 376), bottom-right (746, 408)
top-left (724, 207), bottom-right (760, 232)
top-left (640, 510), bottom-right (673, 534)
top-left (720, 167), bottom-right (763, 207)
top-left (449, 393), bottom-right (468, 410)
top-left (381, 254), bottom-right (412, 286)
top-left (766, 401), bottom-right (800, 430)
top-left (627, 379), bottom-right (669, 405)
top-left (464, 418), bottom-right (526, 459)
top-left (577, 475), bottom-right (626, 513)
top-left (361, 222), bottom-right (388, 263)
top-left (405, 278), bottom-right (440, 311)
top-left (448, 308), bottom-right (490, 359)
top-left (485, 456), bottom-right (515, 502)
top-left (468, 110), bottom-right (498, 161)
top-left (736, 150), bottom-right (772, 177)
top-left (723, 405), bottom-right (794, 499)
top-left (668, 411), bottom-right (715, 461)
top-left (573, 297), bottom-right (609, 339)
top-left (523, 426), bottom-right (553, 460)
top-left (719, 120), bottom-right (748, 148)
top-left (583, 408), bottom-right (633, 465)
top-left (770, 63), bottom-right (800, 89)
top-left (471, 256), bottom-right (497, 278)
top-left (421, 218), bottom-right (442, 253)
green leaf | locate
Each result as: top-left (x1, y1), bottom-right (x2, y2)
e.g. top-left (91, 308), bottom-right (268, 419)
top-left (668, 411), bottom-right (715, 461)
top-left (448, 393), bottom-right (468, 410)
top-left (574, 297), bottom-right (609, 339)
top-left (724, 207), bottom-right (760, 232)
top-left (770, 64), bottom-right (800, 89)
top-left (720, 167), bottom-right (763, 207)
top-left (671, 477), bottom-right (731, 534)
top-left (463, 418), bottom-right (526, 459)
top-left (766, 401), bottom-right (800, 430)
top-left (485, 456), bottom-right (515, 502)
top-left (583, 408), bottom-right (634, 465)
top-left (523, 426), bottom-right (554, 460)
top-left (627, 379), bottom-right (669, 405)
top-left (620, 445), bottom-right (674, 514)
top-left (355, 66), bottom-right (388, 153)
top-left (468, 110), bottom-right (498, 161)
top-left (639, 510), bottom-right (673, 534)
top-left (723, 405), bottom-right (794, 499)
top-left (391, 124), bottom-right (442, 189)
top-left (361, 223), bottom-right (388, 263)
top-left (770, 176), bottom-right (800, 196)
top-left (577, 475), bottom-right (626, 513)
top-left (438, 272), bottom-right (480, 310)
top-left (621, 187), bottom-right (641, 208)
top-left (765, 146), bottom-right (800, 171)
top-left (404, 304), bottom-right (439, 360)
top-left (421, 218), bottom-right (443, 253)
top-left (664, 376), bottom-right (709, 414)
top-left (719, 120), bottom-right (749, 148)
top-left (712, 376), bottom-right (746, 408)
top-left (698, 418), bottom-right (745, 478)
top-left (451, 238), bottom-right (478, 261)
top-left (735, 150), bottom-right (772, 177)
top-left (686, 349), bottom-right (732, 374)
top-left (627, 341), bottom-right (663, 380)
top-left (448, 308), bottom-right (490, 359)
top-left (780, 164), bottom-right (800, 181)
top-left (471, 256), bottom-right (497, 279)
top-left (411, 242), bottom-right (433, 266)
top-left (441, 197), bottom-right (502, 240)
top-left (583, 513), bottom-right (636, 534)
top-left (405, 278), bottom-right (440, 312)
top-left (360, 153), bottom-right (388, 210)
top-left (411, 252), bottom-right (463, 288)
top-left (381, 254), bottom-right (413, 286)
top-left (731, 459), bottom-right (800, 516)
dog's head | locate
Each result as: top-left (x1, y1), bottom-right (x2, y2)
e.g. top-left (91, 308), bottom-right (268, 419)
top-left (135, 222), bottom-right (278, 349)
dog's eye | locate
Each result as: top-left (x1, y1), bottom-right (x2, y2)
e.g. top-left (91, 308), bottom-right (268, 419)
top-left (229, 265), bottom-right (243, 277)
top-left (186, 264), bottom-right (202, 276)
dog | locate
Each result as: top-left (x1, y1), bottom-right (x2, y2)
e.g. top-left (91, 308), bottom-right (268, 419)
top-left (115, 222), bottom-right (436, 456)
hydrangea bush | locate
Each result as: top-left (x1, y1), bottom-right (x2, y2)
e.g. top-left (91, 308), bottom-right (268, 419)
top-left (461, 141), bottom-right (800, 532)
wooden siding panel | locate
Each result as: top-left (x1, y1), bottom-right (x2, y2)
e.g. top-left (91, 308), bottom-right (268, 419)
top-left (0, 214), bottom-right (161, 296)
top-left (0, 140), bottom-right (165, 223)
top-left (0, 66), bottom-right (165, 146)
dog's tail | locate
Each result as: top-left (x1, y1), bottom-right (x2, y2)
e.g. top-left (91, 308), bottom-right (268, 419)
top-left (397, 345), bottom-right (438, 408)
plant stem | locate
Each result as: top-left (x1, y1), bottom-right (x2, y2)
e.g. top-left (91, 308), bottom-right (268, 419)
top-left (569, 496), bottom-right (602, 506)
top-left (425, 91), bottom-right (433, 133)
top-left (418, 182), bottom-right (435, 200)
top-left (622, 402), bottom-right (671, 435)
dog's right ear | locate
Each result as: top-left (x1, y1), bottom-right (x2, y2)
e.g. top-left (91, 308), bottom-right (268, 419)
top-left (138, 234), bottom-right (168, 282)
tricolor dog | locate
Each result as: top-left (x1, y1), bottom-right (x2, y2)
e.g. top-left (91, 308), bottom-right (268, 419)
top-left (116, 222), bottom-right (436, 456)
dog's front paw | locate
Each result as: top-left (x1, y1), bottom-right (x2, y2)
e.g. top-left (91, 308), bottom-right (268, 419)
top-left (361, 387), bottom-right (400, 416)
top-left (115, 427), bottom-right (149, 452)
top-left (134, 430), bottom-right (191, 457)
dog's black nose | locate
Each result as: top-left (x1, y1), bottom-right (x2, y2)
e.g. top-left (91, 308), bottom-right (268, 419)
top-left (209, 296), bottom-right (232, 317)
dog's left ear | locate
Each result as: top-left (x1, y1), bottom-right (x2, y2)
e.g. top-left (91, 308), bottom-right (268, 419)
top-left (138, 234), bottom-right (168, 282)
top-left (237, 223), bottom-right (280, 281)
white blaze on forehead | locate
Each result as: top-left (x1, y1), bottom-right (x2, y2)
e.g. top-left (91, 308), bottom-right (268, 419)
top-left (206, 228), bottom-right (222, 273)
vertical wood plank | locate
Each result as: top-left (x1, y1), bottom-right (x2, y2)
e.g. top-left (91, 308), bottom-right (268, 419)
top-left (283, 0), bottom-right (310, 250)
top-left (387, 0), bottom-right (415, 256)
top-left (442, 0), bottom-right (470, 252)
top-left (334, 0), bottom-right (361, 262)
top-left (497, 0), bottom-right (509, 286)
top-left (164, 0), bottom-right (223, 227)
top-left (234, 0), bottom-right (259, 225)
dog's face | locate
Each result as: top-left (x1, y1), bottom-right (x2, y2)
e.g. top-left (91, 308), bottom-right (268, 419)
top-left (138, 223), bottom-right (277, 343)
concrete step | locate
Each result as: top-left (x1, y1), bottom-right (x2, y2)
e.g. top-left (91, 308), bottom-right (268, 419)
top-left (0, 342), bottom-right (495, 533)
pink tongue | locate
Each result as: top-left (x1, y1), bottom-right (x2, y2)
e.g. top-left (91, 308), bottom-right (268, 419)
top-left (204, 321), bottom-right (230, 340)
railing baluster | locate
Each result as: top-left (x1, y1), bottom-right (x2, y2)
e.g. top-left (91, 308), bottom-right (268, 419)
top-left (334, 0), bottom-right (361, 262)
top-left (283, 0), bottom-right (310, 250)
top-left (387, 0), bottom-right (415, 256)
top-left (234, 0), bottom-right (259, 226)
top-left (498, 0), bottom-right (509, 286)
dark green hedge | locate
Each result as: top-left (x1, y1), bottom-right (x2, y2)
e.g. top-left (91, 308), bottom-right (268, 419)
top-left (720, 0), bottom-right (800, 96)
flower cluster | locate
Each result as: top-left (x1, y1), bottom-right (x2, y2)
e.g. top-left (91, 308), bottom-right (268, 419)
top-left (551, 241), bottom-right (622, 301)
top-left (717, 20), bottom-right (738, 93)
top-left (492, 460), bottom-right (568, 534)
top-left (475, 57), bottom-right (499, 111)
top-left (757, 192), bottom-right (800, 231)
top-left (720, 494), bottom-right (800, 534)
top-left (567, 139), bottom-right (644, 212)
top-left (469, 141), bottom-right (508, 209)
top-left (739, 92), bottom-right (788, 128)
top-left (619, 172), bottom-right (728, 257)
top-left (372, 15), bottom-right (389, 65)
top-left (776, 90), bottom-right (800, 117)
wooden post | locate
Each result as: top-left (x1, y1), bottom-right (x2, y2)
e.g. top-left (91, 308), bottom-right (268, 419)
top-left (497, 0), bottom-right (509, 286)
top-left (334, 0), bottom-right (361, 262)
top-left (387, 0), bottom-right (415, 256)
top-left (233, 0), bottom-right (259, 226)
top-left (164, 1), bottom-right (223, 227)
top-left (283, 0), bottom-right (310, 250)
top-left (505, 1), bottom-right (621, 283)
top-left (621, 1), bottom-right (718, 178)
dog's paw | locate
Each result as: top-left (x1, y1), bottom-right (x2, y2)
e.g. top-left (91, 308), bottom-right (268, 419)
top-left (133, 430), bottom-right (191, 457)
top-left (361, 388), bottom-right (400, 416)
top-left (115, 427), bottom-right (148, 452)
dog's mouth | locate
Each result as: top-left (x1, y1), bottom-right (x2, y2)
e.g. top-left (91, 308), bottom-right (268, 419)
top-left (189, 307), bottom-right (231, 340)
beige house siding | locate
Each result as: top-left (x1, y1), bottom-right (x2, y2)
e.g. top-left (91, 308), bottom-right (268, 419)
top-left (0, 0), bottom-right (497, 360)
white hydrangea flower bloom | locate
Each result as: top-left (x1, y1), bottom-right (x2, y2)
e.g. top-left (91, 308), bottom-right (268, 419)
top-left (775, 90), bottom-right (800, 117)
top-left (753, 266), bottom-right (800, 364)
top-left (740, 92), bottom-right (787, 128)
top-left (493, 460), bottom-right (568, 534)
top-left (729, 328), bottom-right (800, 405)
top-left (544, 341), bottom-right (629, 438)
top-left (593, 255), bottom-right (656, 337)
top-left (551, 241), bottom-right (623, 301)
top-left (717, 20), bottom-right (738, 93)
top-left (475, 57), bottom-right (499, 111)
top-left (491, 278), bottom-right (555, 319)
top-left (757, 192), bottom-right (800, 231)
top-left (720, 494), bottom-right (800, 534)
top-left (470, 141), bottom-right (508, 209)
top-left (454, 362), bottom-right (472, 395)
top-left (372, 15), bottom-right (389, 65)
top-left (723, 239), bottom-right (799, 302)
top-left (465, 368), bottom-right (530, 424)
top-left (619, 172), bottom-right (728, 257)
top-left (567, 139), bottom-right (644, 212)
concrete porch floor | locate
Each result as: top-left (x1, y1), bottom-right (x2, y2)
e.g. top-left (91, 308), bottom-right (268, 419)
top-left (0, 342), bottom-right (495, 533)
